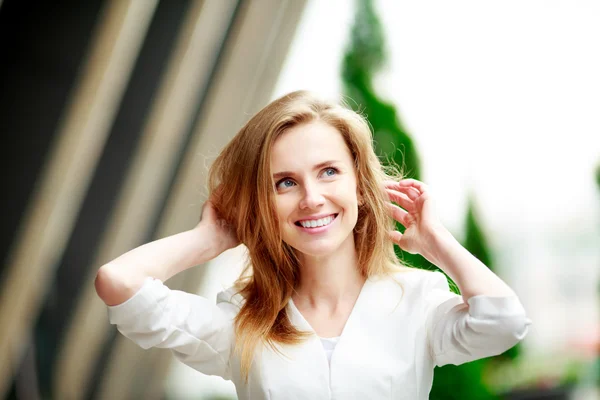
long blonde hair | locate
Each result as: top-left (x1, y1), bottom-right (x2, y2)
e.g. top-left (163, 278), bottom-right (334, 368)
top-left (208, 90), bottom-right (406, 379)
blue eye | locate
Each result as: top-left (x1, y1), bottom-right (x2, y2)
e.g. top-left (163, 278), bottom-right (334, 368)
top-left (323, 167), bottom-right (338, 177)
top-left (276, 179), bottom-right (295, 190)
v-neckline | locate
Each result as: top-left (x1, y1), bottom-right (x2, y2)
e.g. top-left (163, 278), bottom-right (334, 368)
top-left (287, 277), bottom-right (371, 340)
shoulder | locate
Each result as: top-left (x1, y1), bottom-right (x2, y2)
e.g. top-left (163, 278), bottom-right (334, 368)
top-left (367, 268), bottom-right (453, 309)
top-left (363, 268), bottom-right (453, 318)
top-left (381, 267), bottom-right (449, 293)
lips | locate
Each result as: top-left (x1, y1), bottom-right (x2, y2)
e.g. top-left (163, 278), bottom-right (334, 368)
top-left (294, 213), bottom-right (338, 228)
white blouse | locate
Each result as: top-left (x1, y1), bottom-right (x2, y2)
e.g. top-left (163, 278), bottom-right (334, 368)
top-left (319, 336), bottom-right (340, 365)
top-left (107, 269), bottom-right (530, 400)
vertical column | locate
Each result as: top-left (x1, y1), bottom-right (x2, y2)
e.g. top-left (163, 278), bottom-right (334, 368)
top-left (52, 1), bottom-right (239, 398)
top-left (0, 0), bottom-right (158, 396)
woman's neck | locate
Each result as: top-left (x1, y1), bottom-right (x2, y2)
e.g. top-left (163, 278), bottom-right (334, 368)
top-left (294, 236), bottom-right (364, 309)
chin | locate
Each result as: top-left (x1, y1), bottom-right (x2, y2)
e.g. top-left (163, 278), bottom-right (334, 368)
top-left (295, 245), bottom-right (337, 259)
top-left (289, 237), bottom-right (347, 259)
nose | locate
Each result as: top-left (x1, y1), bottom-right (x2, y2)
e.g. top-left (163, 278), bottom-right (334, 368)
top-left (299, 181), bottom-right (325, 210)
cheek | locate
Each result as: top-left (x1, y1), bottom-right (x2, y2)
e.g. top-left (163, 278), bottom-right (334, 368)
top-left (337, 180), bottom-right (359, 205)
top-left (275, 196), bottom-right (295, 227)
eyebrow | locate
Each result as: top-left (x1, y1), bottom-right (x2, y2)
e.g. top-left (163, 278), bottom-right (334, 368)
top-left (272, 160), bottom-right (340, 180)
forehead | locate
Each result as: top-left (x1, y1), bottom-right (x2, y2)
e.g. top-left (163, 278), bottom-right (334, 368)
top-left (270, 121), bottom-right (352, 170)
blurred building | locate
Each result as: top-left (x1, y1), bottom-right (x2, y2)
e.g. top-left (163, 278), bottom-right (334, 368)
top-left (0, 0), bottom-right (307, 399)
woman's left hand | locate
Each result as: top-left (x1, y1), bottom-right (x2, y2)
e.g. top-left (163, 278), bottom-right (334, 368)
top-left (384, 179), bottom-right (447, 257)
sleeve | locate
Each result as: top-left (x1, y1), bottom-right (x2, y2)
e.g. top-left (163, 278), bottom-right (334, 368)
top-left (107, 277), bottom-right (240, 379)
top-left (423, 272), bottom-right (531, 367)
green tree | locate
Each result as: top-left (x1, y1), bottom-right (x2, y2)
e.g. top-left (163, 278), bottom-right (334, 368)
top-left (463, 194), bottom-right (520, 358)
top-left (341, 0), bottom-right (420, 180)
top-left (341, 0), bottom-right (451, 291)
top-left (341, 0), bottom-right (507, 398)
top-left (464, 196), bottom-right (492, 268)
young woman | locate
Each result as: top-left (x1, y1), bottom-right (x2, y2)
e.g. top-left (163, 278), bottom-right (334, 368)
top-left (95, 91), bottom-right (530, 399)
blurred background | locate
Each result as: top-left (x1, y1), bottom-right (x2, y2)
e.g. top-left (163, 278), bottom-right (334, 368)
top-left (0, 0), bottom-right (598, 399)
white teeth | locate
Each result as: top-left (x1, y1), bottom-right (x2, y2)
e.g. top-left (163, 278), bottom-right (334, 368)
top-left (299, 215), bottom-right (334, 228)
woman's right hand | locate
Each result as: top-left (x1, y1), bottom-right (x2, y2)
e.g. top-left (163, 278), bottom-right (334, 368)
top-left (197, 200), bottom-right (240, 255)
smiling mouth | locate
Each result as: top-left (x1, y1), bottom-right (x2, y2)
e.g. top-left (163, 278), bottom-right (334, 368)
top-left (294, 214), bottom-right (338, 228)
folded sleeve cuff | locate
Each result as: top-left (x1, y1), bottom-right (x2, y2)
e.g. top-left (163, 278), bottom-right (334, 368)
top-left (467, 294), bottom-right (526, 318)
top-left (107, 277), bottom-right (166, 325)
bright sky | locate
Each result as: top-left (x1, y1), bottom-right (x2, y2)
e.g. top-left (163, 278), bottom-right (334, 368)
top-left (274, 0), bottom-right (600, 238)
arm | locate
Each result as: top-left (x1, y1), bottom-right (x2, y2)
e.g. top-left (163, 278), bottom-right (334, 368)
top-left (386, 179), bottom-right (530, 365)
top-left (385, 179), bottom-right (513, 302)
top-left (421, 271), bottom-right (529, 366)
top-left (95, 201), bottom-right (239, 306)
top-left (420, 227), bottom-right (514, 301)
top-left (107, 278), bottom-right (241, 378)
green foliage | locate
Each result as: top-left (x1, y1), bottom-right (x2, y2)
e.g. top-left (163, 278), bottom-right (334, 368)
top-left (340, 0), bottom-right (515, 398)
top-left (464, 195), bottom-right (520, 360)
top-left (464, 195), bottom-right (492, 270)
top-left (341, 0), bottom-right (455, 291)
top-left (341, 0), bottom-right (421, 180)
top-left (430, 196), bottom-right (501, 399)
top-left (429, 360), bottom-right (494, 400)
top-left (595, 162), bottom-right (600, 190)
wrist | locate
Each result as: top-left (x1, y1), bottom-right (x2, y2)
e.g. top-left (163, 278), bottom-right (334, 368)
top-left (422, 225), bottom-right (456, 266)
top-left (190, 222), bottom-right (231, 263)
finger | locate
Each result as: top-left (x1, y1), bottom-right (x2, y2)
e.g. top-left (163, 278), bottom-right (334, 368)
top-left (384, 179), bottom-right (428, 194)
top-left (387, 230), bottom-right (403, 245)
top-left (385, 188), bottom-right (415, 212)
top-left (402, 186), bottom-right (421, 201)
top-left (383, 182), bottom-right (421, 201)
top-left (395, 179), bottom-right (428, 193)
top-left (385, 202), bottom-right (409, 227)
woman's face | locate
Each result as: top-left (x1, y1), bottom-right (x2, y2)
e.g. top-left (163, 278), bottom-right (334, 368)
top-left (270, 120), bottom-right (359, 259)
